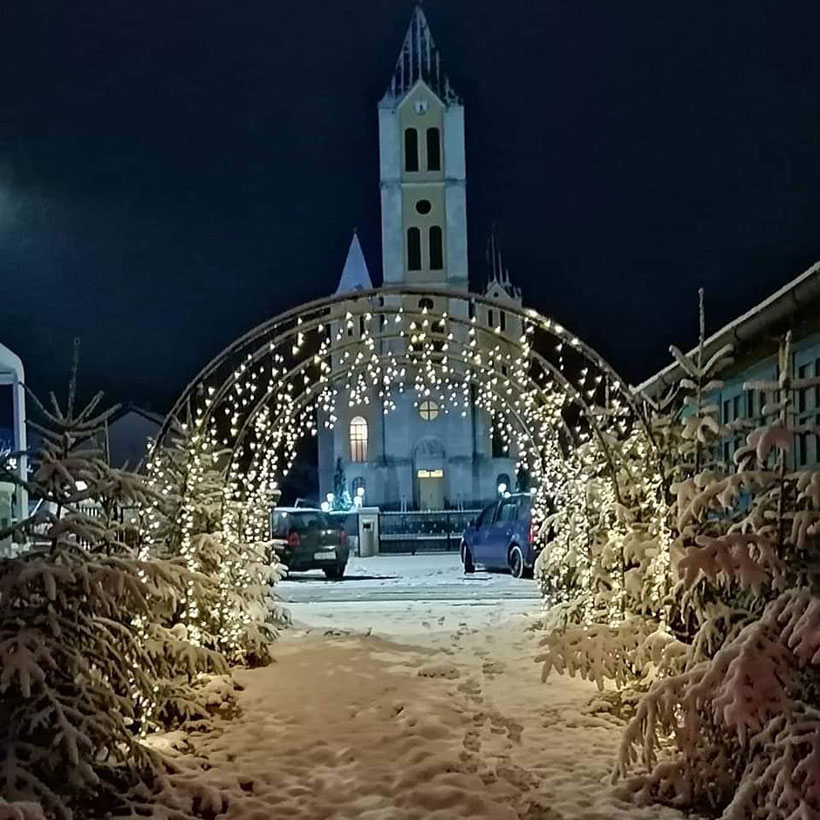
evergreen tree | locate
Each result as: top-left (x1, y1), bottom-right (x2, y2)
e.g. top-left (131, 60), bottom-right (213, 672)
top-left (616, 330), bottom-right (820, 819)
top-left (0, 377), bottom-right (222, 819)
top-left (332, 457), bottom-right (353, 510)
top-left (144, 420), bottom-right (285, 665)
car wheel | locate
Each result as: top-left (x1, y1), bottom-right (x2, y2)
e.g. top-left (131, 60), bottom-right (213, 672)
top-left (508, 545), bottom-right (525, 579)
top-left (461, 542), bottom-right (475, 574)
top-left (324, 563), bottom-right (346, 580)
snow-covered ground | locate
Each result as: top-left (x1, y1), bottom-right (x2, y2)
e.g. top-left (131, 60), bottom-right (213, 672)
top-left (280, 554), bottom-right (540, 639)
top-left (280, 552), bottom-right (539, 602)
top-left (150, 555), bottom-right (686, 819)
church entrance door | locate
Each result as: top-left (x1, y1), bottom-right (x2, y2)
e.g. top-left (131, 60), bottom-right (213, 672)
top-left (417, 469), bottom-right (444, 510)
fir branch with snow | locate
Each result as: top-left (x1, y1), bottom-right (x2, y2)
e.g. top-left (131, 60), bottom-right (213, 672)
top-left (0, 377), bottom-right (228, 819)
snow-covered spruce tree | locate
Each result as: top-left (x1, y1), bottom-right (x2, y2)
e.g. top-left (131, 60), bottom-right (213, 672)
top-left (538, 291), bottom-right (730, 703)
top-left (143, 419), bottom-right (284, 666)
top-left (536, 420), bottom-right (676, 693)
top-left (0, 380), bottom-right (223, 819)
top-left (615, 330), bottom-right (820, 818)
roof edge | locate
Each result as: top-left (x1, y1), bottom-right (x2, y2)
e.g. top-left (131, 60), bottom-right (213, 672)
top-left (636, 259), bottom-right (820, 397)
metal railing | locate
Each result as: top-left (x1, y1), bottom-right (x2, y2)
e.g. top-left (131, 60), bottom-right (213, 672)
top-left (378, 509), bottom-right (480, 554)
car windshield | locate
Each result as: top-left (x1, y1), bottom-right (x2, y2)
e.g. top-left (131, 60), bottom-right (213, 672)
top-left (272, 511), bottom-right (336, 536)
top-left (476, 502), bottom-right (496, 527)
top-left (497, 499), bottom-right (518, 522)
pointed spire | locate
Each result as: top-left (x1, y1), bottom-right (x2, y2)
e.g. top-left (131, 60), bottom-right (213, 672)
top-left (382, 5), bottom-right (460, 105)
top-left (486, 223), bottom-right (503, 285)
top-left (335, 230), bottom-right (373, 295)
top-left (484, 225), bottom-right (521, 300)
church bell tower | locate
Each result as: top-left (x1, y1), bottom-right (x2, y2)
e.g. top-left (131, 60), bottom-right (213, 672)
top-left (378, 6), bottom-right (468, 291)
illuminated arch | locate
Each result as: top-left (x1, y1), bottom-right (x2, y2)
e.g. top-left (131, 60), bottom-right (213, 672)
top-left (160, 286), bottom-right (662, 613)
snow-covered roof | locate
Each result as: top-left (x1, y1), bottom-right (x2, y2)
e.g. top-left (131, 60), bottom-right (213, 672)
top-left (637, 259), bottom-right (820, 398)
top-left (381, 5), bottom-right (460, 106)
top-left (335, 232), bottom-right (373, 295)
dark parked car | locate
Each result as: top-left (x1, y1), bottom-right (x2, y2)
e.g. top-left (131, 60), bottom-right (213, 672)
top-left (271, 508), bottom-right (349, 579)
top-left (460, 493), bottom-right (538, 579)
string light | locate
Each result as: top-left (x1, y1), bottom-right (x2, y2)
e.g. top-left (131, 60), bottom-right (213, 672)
top-left (152, 289), bottom-right (665, 634)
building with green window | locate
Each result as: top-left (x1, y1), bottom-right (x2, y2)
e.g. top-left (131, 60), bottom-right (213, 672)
top-left (638, 260), bottom-right (820, 468)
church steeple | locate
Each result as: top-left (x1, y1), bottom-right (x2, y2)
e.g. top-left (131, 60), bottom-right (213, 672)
top-left (382, 5), bottom-right (460, 106)
top-left (378, 6), bottom-right (468, 291)
top-left (335, 230), bottom-right (373, 295)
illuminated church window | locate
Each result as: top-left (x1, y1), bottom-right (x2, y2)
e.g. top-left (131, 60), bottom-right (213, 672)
top-left (350, 416), bottom-right (368, 462)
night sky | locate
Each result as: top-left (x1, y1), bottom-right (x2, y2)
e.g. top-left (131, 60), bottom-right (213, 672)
top-left (1, 0), bottom-right (819, 412)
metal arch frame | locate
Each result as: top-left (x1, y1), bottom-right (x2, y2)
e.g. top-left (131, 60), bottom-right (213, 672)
top-left (163, 286), bottom-right (650, 441)
top-left (158, 286), bottom-right (654, 509)
top-left (180, 311), bottom-right (631, 489)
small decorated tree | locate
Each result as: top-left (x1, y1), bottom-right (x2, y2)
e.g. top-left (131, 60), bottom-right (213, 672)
top-left (144, 419), bottom-right (285, 665)
top-left (332, 457), bottom-right (353, 510)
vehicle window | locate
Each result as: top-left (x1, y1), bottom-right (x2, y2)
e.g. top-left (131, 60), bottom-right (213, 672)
top-left (271, 512), bottom-right (290, 537)
top-left (516, 496), bottom-right (532, 520)
top-left (274, 511), bottom-right (334, 534)
top-left (498, 500), bottom-right (518, 522)
top-left (476, 502), bottom-right (496, 527)
top-left (293, 512), bottom-right (335, 531)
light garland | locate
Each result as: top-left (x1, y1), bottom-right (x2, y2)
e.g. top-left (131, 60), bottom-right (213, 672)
top-left (151, 288), bottom-right (666, 629)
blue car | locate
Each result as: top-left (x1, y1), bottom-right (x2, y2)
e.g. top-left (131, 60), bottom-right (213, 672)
top-left (460, 493), bottom-right (538, 579)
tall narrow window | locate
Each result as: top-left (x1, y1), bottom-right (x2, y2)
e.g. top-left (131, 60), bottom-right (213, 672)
top-left (404, 128), bottom-right (419, 172)
top-left (350, 416), bottom-right (368, 462)
top-left (429, 226), bottom-right (443, 270)
top-left (426, 127), bottom-right (441, 171)
top-left (500, 310), bottom-right (507, 332)
top-left (407, 227), bottom-right (421, 270)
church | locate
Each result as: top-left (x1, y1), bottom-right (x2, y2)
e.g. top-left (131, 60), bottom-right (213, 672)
top-left (317, 6), bottom-right (524, 512)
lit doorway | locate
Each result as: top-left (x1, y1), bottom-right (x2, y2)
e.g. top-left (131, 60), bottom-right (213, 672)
top-left (417, 468), bottom-right (444, 510)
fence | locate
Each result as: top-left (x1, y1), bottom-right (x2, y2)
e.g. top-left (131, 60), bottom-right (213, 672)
top-left (378, 509), bottom-right (480, 554)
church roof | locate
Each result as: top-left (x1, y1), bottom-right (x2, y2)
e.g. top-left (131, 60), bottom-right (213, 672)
top-left (382, 5), bottom-right (460, 106)
top-left (335, 231), bottom-right (373, 295)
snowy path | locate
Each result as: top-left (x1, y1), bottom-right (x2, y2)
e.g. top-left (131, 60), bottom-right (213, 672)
top-left (154, 562), bottom-right (686, 820)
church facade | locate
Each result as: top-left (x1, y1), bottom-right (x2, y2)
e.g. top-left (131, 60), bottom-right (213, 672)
top-left (317, 7), bottom-right (523, 511)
